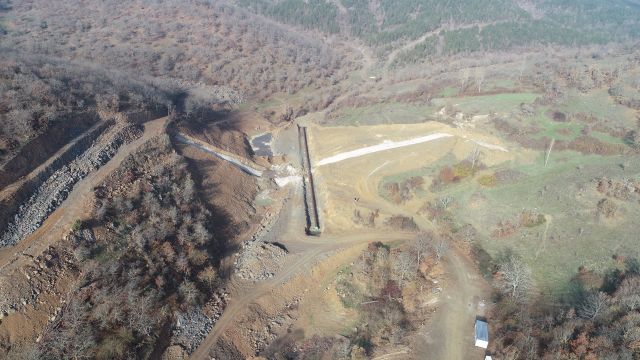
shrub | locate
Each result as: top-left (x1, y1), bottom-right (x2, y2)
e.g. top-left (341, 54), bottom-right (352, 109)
top-left (453, 161), bottom-right (474, 179)
top-left (477, 174), bottom-right (497, 187)
top-left (597, 198), bottom-right (617, 219)
top-left (71, 219), bottom-right (84, 231)
top-left (519, 210), bottom-right (546, 227)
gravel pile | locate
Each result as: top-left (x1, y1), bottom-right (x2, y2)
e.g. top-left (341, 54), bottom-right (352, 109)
top-left (172, 291), bottom-right (228, 354)
top-left (0, 124), bottom-right (142, 247)
top-left (234, 239), bottom-right (288, 281)
top-left (0, 241), bottom-right (75, 320)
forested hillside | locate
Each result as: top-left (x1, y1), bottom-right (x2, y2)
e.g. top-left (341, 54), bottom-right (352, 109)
top-left (0, 0), bottom-right (356, 100)
top-left (0, 53), bottom-right (170, 166)
top-left (236, 0), bottom-right (640, 62)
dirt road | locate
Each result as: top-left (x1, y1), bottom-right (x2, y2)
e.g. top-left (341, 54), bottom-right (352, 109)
top-left (0, 117), bottom-right (168, 270)
top-left (355, 158), bottom-right (489, 360)
top-left (190, 182), bottom-right (414, 359)
top-left (175, 133), bottom-right (265, 177)
top-left (384, 21), bottom-right (510, 70)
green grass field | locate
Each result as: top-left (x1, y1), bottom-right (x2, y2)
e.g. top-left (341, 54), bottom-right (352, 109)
top-left (376, 146), bottom-right (640, 297)
top-left (433, 92), bottom-right (539, 114)
top-left (325, 102), bottom-right (438, 126)
top-left (447, 152), bottom-right (640, 296)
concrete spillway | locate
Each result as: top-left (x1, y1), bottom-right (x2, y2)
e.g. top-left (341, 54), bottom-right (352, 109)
top-left (298, 126), bottom-right (321, 236)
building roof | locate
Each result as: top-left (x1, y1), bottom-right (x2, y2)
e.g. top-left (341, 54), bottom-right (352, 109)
top-left (475, 320), bottom-right (488, 342)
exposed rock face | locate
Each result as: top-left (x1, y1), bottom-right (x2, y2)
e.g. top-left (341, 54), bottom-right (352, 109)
top-left (0, 123), bottom-right (142, 247)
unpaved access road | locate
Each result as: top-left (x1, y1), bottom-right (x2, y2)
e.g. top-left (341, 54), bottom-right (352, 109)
top-left (190, 181), bottom-right (414, 359)
top-left (0, 117), bottom-right (168, 270)
top-left (354, 157), bottom-right (490, 360)
top-left (175, 133), bottom-right (265, 177)
top-left (189, 230), bottom-right (413, 360)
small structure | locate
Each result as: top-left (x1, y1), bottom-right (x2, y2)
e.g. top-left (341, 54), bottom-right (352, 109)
top-left (475, 320), bottom-right (489, 349)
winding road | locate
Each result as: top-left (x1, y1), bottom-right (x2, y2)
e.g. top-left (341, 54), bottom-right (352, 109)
top-left (190, 184), bottom-right (415, 359)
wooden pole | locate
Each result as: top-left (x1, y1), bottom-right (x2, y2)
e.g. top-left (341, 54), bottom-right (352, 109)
top-left (545, 138), bottom-right (555, 168)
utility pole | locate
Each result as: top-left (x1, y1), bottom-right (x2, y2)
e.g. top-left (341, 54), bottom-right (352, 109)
top-left (545, 138), bottom-right (555, 168)
top-left (471, 147), bottom-right (480, 170)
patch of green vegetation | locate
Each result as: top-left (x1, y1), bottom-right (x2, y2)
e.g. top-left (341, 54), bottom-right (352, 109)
top-left (71, 219), bottom-right (84, 231)
top-left (527, 109), bottom-right (582, 141)
top-left (435, 92), bottom-right (539, 114)
top-left (591, 131), bottom-right (625, 145)
top-left (439, 86), bottom-right (458, 97)
top-left (336, 279), bottom-right (363, 308)
top-left (477, 174), bottom-right (497, 187)
top-left (326, 102), bottom-right (438, 126)
top-left (457, 153), bottom-right (640, 295)
top-left (559, 89), bottom-right (636, 128)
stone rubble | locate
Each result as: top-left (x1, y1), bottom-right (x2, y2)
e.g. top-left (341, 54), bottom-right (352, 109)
top-left (172, 291), bottom-right (228, 354)
top-left (233, 239), bottom-right (288, 281)
top-left (0, 123), bottom-right (142, 247)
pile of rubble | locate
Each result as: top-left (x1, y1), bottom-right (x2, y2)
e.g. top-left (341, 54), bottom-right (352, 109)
top-left (0, 123), bottom-right (142, 247)
top-left (234, 239), bottom-right (288, 281)
top-left (0, 243), bottom-right (76, 321)
top-left (171, 291), bottom-right (228, 354)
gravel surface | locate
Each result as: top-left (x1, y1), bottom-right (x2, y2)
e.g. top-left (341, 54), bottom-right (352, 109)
top-left (234, 239), bottom-right (288, 281)
top-left (0, 123), bottom-right (142, 247)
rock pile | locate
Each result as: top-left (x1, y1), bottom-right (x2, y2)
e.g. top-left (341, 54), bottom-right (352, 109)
top-left (0, 243), bottom-right (75, 321)
top-left (0, 124), bottom-right (142, 247)
top-left (234, 239), bottom-right (288, 281)
top-left (172, 291), bottom-right (228, 354)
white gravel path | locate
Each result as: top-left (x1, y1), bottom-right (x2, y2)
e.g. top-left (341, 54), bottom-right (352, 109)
top-left (316, 133), bottom-right (454, 166)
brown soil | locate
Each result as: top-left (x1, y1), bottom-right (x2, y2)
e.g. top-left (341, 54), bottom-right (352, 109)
top-left (174, 142), bottom-right (264, 244)
top-left (0, 117), bottom-right (168, 355)
top-left (0, 112), bottom-right (99, 185)
top-left (177, 110), bottom-right (273, 160)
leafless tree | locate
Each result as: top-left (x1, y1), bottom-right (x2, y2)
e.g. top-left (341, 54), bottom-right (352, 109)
top-left (616, 276), bottom-right (640, 310)
top-left (578, 291), bottom-right (609, 320)
top-left (499, 256), bottom-right (533, 302)
top-left (414, 232), bottom-right (433, 263)
top-left (475, 67), bottom-right (485, 93)
top-left (393, 251), bottom-right (418, 286)
top-left (178, 280), bottom-right (200, 306)
top-left (433, 239), bottom-right (450, 262)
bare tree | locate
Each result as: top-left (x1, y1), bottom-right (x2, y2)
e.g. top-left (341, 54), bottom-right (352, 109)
top-left (499, 256), bottom-right (533, 302)
top-left (414, 232), bottom-right (433, 263)
top-left (393, 251), bottom-right (418, 286)
top-left (616, 276), bottom-right (640, 310)
top-left (578, 291), bottom-right (609, 320)
top-left (433, 239), bottom-right (450, 262)
top-left (459, 67), bottom-right (471, 91)
top-left (471, 147), bottom-right (481, 170)
top-left (475, 67), bottom-right (485, 93)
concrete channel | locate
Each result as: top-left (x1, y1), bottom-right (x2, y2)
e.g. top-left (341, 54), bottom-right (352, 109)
top-left (298, 125), bottom-right (321, 236)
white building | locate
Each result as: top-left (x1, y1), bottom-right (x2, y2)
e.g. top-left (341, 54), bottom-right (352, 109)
top-left (475, 320), bottom-right (489, 349)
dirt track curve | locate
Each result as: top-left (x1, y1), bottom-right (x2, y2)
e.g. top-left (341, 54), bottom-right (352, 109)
top-left (354, 155), bottom-right (489, 360)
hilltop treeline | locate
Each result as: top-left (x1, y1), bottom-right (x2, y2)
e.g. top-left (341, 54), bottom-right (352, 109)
top-left (1, 0), bottom-right (356, 100)
top-left (235, 0), bottom-right (640, 63)
top-left (0, 53), bottom-right (171, 166)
